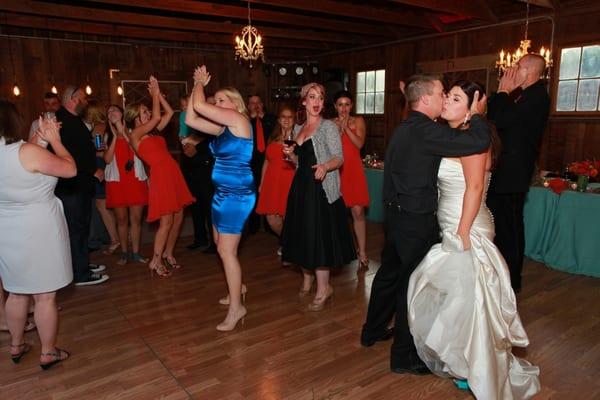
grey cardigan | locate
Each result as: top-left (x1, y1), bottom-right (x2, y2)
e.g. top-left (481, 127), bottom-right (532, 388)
top-left (293, 119), bottom-right (343, 204)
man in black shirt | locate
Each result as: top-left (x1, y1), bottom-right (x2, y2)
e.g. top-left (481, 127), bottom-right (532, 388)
top-left (361, 74), bottom-right (490, 374)
top-left (486, 54), bottom-right (551, 292)
top-left (55, 86), bottom-right (109, 286)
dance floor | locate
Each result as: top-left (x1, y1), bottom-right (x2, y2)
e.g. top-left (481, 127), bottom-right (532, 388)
top-left (1, 222), bottom-right (599, 399)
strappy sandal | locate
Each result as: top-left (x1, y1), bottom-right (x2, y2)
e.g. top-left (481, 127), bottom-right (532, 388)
top-left (149, 260), bottom-right (171, 278)
top-left (116, 252), bottom-right (128, 265)
top-left (40, 348), bottom-right (70, 370)
top-left (103, 240), bottom-right (121, 255)
top-left (132, 252), bottom-right (149, 264)
top-left (163, 255), bottom-right (182, 270)
top-left (9, 342), bottom-right (31, 364)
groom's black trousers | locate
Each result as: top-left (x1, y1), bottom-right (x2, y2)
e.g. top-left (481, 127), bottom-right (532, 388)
top-left (363, 203), bottom-right (439, 365)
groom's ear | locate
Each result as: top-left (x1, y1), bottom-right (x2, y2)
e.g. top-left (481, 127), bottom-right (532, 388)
top-left (420, 95), bottom-right (429, 106)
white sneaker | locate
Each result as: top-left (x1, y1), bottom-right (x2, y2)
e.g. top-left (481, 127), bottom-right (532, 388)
top-left (74, 273), bottom-right (109, 286)
top-left (89, 264), bottom-right (106, 273)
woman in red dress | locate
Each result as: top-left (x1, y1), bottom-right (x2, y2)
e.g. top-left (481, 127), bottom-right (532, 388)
top-left (333, 90), bottom-right (370, 269)
top-left (104, 104), bottom-right (149, 265)
top-left (128, 77), bottom-right (194, 277)
top-left (256, 106), bottom-right (296, 244)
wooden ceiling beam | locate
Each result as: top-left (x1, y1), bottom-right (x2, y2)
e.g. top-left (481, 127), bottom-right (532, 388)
top-left (0, 0), bottom-right (365, 44)
top-left (389, 0), bottom-right (497, 22)
top-left (85, 0), bottom-right (418, 36)
top-left (516, 0), bottom-right (556, 9)
top-left (1, 12), bottom-right (330, 50)
top-left (250, 0), bottom-right (431, 28)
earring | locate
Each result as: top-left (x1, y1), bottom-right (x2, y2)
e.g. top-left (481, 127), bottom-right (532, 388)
top-left (462, 113), bottom-right (470, 126)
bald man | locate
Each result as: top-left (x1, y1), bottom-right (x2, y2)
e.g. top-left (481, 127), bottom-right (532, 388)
top-left (486, 54), bottom-right (550, 292)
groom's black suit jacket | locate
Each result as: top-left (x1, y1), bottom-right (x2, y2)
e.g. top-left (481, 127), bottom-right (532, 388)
top-left (383, 111), bottom-right (491, 214)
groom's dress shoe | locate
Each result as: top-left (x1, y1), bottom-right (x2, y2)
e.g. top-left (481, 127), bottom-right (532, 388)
top-left (390, 360), bottom-right (431, 375)
top-left (360, 327), bottom-right (394, 347)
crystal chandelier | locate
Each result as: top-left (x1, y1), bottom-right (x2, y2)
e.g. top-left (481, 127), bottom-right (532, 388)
top-left (496, 1), bottom-right (553, 79)
top-left (234, 0), bottom-right (264, 68)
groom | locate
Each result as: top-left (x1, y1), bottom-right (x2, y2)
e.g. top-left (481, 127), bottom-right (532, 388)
top-left (361, 74), bottom-right (490, 374)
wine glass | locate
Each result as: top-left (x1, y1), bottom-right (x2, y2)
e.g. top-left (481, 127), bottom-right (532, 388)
top-left (283, 131), bottom-right (295, 162)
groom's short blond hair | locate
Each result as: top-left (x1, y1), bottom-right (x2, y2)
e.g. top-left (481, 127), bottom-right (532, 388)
top-left (406, 74), bottom-right (443, 108)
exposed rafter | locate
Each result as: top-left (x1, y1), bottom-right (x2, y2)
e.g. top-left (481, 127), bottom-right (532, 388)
top-left (389, 0), bottom-right (498, 22)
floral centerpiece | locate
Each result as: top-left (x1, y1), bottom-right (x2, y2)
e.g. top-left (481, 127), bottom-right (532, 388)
top-left (568, 160), bottom-right (600, 192)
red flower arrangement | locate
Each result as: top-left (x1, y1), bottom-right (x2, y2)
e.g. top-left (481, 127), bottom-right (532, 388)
top-left (545, 178), bottom-right (569, 194)
top-left (568, 160), bottom-right (600, 177)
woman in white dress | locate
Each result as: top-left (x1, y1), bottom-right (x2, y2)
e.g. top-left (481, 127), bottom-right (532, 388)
top-left (407, 81), bottom-right (540, 399)
top-left (0, 100), bottom-right (76, 369)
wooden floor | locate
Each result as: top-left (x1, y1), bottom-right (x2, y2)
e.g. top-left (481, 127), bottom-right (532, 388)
top-left (1, 222), bottom-right (599, 399)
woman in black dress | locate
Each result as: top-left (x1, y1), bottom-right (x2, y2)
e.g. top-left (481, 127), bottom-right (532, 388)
top-left (281, 83), bottom-right (355, 311)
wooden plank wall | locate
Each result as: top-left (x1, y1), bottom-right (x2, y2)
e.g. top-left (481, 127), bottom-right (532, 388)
top-left (317, 5), bottom-right (600, 170)
top-left (0, 33), bottom-right (269, 133)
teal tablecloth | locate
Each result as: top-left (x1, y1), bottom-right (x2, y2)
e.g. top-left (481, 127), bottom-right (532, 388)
top-left (524, 186), bottom-right (600, 278)
top-left (364, 167), bottom-right (384, 223)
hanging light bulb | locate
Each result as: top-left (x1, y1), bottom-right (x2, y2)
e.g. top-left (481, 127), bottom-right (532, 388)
top-left (13, 83), bottom-right (20, 97)
top-left (51, 85), bottom-right (58, 94)
top-left (117, 85), bottom-right (123, 96)
top-left (85, 84), bottom-right (92, 95)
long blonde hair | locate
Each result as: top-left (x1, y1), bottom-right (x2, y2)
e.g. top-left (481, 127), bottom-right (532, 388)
top-left (217, 87), bottom-right (248, 118)
top-left (123, 102), bottom-right (145, 130)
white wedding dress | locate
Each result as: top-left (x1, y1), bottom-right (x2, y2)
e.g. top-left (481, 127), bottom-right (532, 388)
top-left (407, 158), bottom-right (540, 400)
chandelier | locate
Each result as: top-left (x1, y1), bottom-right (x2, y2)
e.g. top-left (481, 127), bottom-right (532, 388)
top-left (234, 0), bottom-right (264, 67)
top-left (495, 1), bottom-right (553, 79)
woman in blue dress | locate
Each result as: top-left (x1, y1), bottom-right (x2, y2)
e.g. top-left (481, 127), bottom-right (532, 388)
top-left (186, 66), bottom-right (255, 331)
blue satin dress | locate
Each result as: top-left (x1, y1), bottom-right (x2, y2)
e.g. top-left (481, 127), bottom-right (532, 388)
top-left (209, 126), bottom-right (256, 234)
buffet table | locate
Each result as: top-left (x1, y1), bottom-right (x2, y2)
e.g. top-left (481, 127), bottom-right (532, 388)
top-left (524, 186), bottom-right (600, 278)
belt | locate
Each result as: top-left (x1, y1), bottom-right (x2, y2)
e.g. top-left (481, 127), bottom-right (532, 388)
top-left (384, 201), bottom-right (436, 216)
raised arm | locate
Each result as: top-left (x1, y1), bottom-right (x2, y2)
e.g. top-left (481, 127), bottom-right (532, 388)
top-left (190, 65), bottom-right (249, 138)
top-left (20, 118), bottom-right (76, 178)
top-left (156, 93), bottom-right (174, 132)
top-left (186, 82), bottom-right (222, 135)
top-left (103, 122), bottom-right (118, 164)
top-left (130, 76), bottom-right (162, 148)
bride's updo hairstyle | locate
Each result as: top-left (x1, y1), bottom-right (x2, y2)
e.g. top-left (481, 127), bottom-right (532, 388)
top-left (451, 80), bottom-right (501, 169)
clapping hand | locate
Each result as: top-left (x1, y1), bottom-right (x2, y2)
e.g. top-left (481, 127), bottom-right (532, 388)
top-left (194, 65), bottom-right (211, 87)
top-left (469, 90), bottom-right (488, 116)
top-left (37, 116), bottom-right (61, 144)
top-left (498, 66), bottom-right (525, 94)
top-left (148, 76), bottom-right (160, 97)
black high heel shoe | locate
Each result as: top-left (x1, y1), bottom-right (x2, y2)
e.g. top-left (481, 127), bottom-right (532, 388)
top-left (9, 342), bottom-right (31, 364)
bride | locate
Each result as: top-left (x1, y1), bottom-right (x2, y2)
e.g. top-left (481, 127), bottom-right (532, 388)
top-left (407, 80), bottom-right (540, 399)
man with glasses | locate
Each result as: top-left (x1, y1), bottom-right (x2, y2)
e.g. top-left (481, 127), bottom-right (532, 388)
top-left (54, 86), bottom-right (109, 286)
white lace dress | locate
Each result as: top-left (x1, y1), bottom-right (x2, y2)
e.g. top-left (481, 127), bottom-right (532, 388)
top-left (407, 158), bottom-right (540, 400)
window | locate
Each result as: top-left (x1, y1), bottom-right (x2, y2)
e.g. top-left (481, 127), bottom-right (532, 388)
top-left (556, 45), bottom-right (600, 112)
top-left (356, 69), bottom-right (385, 114)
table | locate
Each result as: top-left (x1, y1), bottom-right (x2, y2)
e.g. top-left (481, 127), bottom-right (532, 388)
top-left (364, 167), bottom-right (384, 223)
top-left (524, 186), bottom-right (600, 278)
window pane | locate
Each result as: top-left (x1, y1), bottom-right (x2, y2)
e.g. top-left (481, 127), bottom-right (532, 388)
top-left (576, 79), bottom-right (600, 111)
top-left (375, 69), bottom-right (385, 92)
top-left (556, 80), bottom-right (578, 111)
top-left (356, 72), bottom-right (365, 93)
top-left (375, 92), bottom-right (385, 114)
top-left (366, 71), bottom-right (375, 92)
top-left (580, 45), bottom-right (600, 79)
top-left (559, 47), bottom-right (581, 80)
top-left (365, 93), bottom-right (375, 114)
top-left (356, 93), bottom-right (365, 114)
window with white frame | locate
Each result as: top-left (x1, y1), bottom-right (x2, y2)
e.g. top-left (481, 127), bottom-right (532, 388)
top-left (556, 44), bottom-right (600, 112)
top-left (355, 69), bottom-right (385, 114)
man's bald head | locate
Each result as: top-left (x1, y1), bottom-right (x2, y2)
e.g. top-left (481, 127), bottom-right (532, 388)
top-left (521, 54), bottom-right (546, 76)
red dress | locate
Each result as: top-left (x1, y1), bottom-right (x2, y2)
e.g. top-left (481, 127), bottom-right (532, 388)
top-left (105, 137), bottom-right (148, 208)
top-left (137, 135), bottom-right (195, 222)
top-left (256, 141), bottom-right (295, 216)
top-left (340, 131), bottom-right (369, 207)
